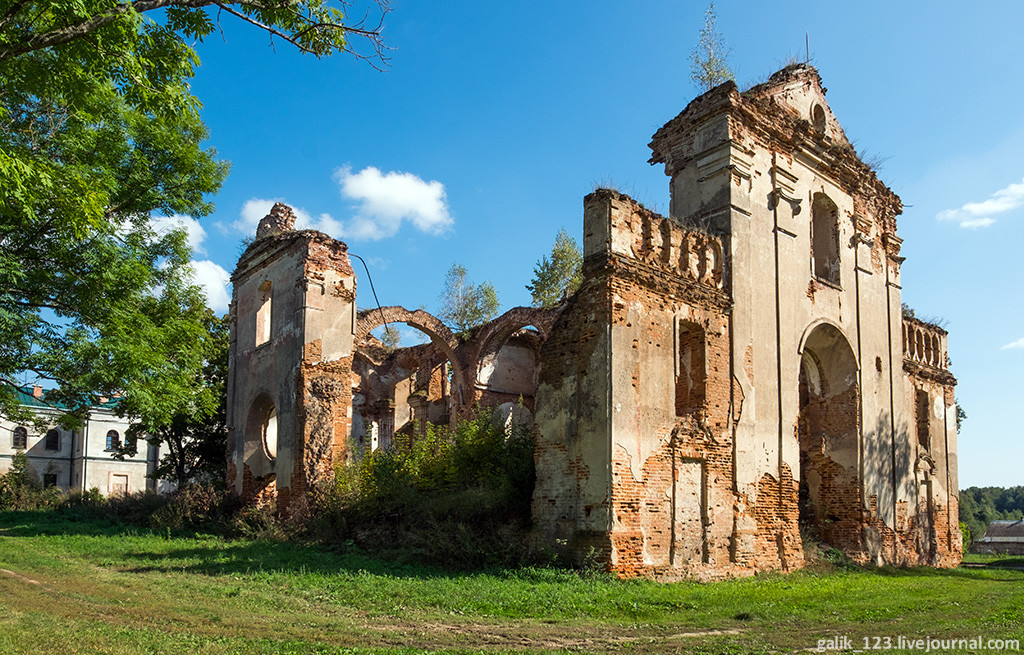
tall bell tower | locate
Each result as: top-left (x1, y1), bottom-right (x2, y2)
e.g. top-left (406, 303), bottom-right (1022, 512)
top-left (226, 204), bottom-right (357, 519)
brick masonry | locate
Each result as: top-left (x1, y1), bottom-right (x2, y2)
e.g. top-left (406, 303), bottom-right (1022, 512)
top-left (227, 64), bottom-right (960, 577)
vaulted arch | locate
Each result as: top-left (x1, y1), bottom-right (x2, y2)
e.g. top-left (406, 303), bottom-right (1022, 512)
top-left (355, 306), bottom-right (468, 415)
top-left (797, 321), bottom-right (860, 549)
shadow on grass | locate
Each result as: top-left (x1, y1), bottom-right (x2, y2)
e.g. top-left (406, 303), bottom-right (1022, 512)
top-left (0, 509), bottom-right (561, 583)
top-left (964, 557), bottom-right (1024, 568)
top-left (0, 509), bottom-right (159, 537)
top-left (869, 564), bottom-right (1024, 583)
top-left (7, 509), bottom-right (1022, 586)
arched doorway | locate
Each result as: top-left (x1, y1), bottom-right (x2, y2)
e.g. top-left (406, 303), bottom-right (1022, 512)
top-left (797, 322), bottom-right (860, 547)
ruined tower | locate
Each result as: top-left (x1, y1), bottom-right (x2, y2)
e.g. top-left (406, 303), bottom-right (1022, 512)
top-left (531, 65), bottom-right (960, 577)
top-left (225, 65), bottom-right (960, 578)
top-left (226, 204), bottom-right (357, 519)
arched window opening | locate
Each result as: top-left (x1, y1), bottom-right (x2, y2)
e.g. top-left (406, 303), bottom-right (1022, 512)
top-left (255, 280), bottom-right (273, 347)
top-left (797, 323), bottom-right (859, 550)
top-left (916, 389), bottom-right (930, 451)
top-left (12, 426), bottom-right (27, 450)
top-left (245, 394), bottom-right (278, 461)
top-left (811, 193), bottom-right (841, 286)
top-left (675, 320), bottom-right (706, 416)
top-left (105, 430), bottom-right (121, 451)
top-left (45, 428), bottom-right (60, 451)
top-left (811, 104), bottom-right (826, 135)
top-left (263, 405), bottom-right (278, 459)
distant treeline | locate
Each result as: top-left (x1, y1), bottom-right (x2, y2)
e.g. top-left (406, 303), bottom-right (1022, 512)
top-left (959, 486), bottom-right (1024, 545)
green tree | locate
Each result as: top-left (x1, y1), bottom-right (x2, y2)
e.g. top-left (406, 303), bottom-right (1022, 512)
top-left (123, 311), bottom-right (228, 486)
top-left (526, 228), bottom-right (582, 308)
top-left (0, 1), bottom-right (386, 424)
top-left (958, 485), bottom-right (1024, 548)
top-left (379, 325), bottom-right (401, 351)
top-left (690, 2), bottom-right (734, 92)
top-left (438, 263), bottom-right (499, 337)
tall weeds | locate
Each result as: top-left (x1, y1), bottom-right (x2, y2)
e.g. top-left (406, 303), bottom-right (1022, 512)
top-left (311, 412), bottom-right (535, 569)
top-left (1, 411), bottom-right (538, 570)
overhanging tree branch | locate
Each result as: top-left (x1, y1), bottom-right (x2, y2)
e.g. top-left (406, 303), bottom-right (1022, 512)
top-left (0, 0), bottom-right (389, 65)
top-left (0, 0), bottom-right (209, 60)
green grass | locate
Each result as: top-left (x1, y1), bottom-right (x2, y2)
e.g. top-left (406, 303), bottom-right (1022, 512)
top-left (1, 511), bottom-right (1022, 654)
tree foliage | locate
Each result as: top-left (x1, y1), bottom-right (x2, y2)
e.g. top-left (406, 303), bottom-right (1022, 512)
top-left (0, 0), bottom-right (386, 424)
top-left (379, 325), bottom-right (401, 351)
top-left (526, 228), bottom-right (582, 308)
top-left (959, 486), bottom-right (1024, 548)
top-left (690, 2), bottom-right (734, 92)
top-left (123, 311), bottom-right (228, 486)
top-left (0, 0), bottom-right (389, 64)
top-left (438, 263), bottom-right (499, 337)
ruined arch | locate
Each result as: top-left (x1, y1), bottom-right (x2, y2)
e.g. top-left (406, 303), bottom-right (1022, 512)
top-left (470, 306), bottom-right (561, 412)
top-left (472, 307), bottom-right (560, 370)
top-left (797, 321), bottom-right (860, 548)
top-left (355, 306), bottom-right (466, 395)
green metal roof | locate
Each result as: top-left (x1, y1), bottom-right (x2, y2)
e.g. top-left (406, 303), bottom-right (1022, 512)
top-left (6, 385), bottom-right (121, 412)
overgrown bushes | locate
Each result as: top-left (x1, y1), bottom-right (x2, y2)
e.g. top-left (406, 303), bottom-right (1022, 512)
top-left (310, 411), bottom-right (536, 570)
top-left (1, 411), bottom-right (537, 570)
top-left (0, 451), bottom-right (241, 533)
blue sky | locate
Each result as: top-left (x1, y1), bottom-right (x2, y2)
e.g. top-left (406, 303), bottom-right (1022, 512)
top-left (169, 1), bottom-right (1024, 488)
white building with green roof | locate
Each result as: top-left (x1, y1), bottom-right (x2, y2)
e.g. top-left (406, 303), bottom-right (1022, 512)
top-left (0, 385), bottom-right (165, 496)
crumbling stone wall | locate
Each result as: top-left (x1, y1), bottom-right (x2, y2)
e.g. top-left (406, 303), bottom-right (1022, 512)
top-left (533, 64), bottom-right (959, 577)
top-left (227, 64), bottom-right (960, 577)
top-left (532, 190), bottom-right (759, 579)
top-left (227, 205), bottom-right (357, 520)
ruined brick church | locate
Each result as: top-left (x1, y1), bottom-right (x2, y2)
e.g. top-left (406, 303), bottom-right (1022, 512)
top-left (226, 65), bottom-right (961, 578)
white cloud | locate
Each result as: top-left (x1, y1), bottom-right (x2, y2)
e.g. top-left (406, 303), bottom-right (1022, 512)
top-left (147, 214), bottom-right (231, 313)
top-left (235, 198), bottom-right (276, 234)
top-left (231, 167), bottom-right (453, 242)
top-left (189, 259), bottom-right (231, 313)
top-left (235, 197), bottom-right (345, 239)
top-left (150, 214), bottom-right (208, 254)
top-left (937, 177), bottom-right (1024, 228)
top-left (336, 166), bottom-right (453, 240)
top-left (958, 217), bottom-right (997, 230)
top-left (1001, 337), bottom-right (1024, 351)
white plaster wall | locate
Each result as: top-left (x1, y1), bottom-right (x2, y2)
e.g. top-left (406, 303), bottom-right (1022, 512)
top-left (230, 244), bottom-right (309, 491)
top-left (669, 80), bottom-right (911, 539)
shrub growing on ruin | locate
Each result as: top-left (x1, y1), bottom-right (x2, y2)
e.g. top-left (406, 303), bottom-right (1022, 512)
top-left (313, 411), bottom-right (535, 568)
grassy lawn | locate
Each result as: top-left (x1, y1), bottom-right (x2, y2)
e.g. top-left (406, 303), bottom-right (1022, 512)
top-left (0, 511), bottom-right (1021, 654)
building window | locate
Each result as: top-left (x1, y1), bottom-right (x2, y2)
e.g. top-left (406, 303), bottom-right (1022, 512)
top-left (811, 193), bottom-right (841, 286)
top-left (916, 389), bottom-right (930, 451)
top-left (106, 429), bottom-right (121, 451)
top-left (109, 473), bottom-right (129, 497)
top-left (43, 473), bottom-right (58, 487)
top-left (675, 320), bottom-right (707, 416)
top-left (811, 104), bottom-right (826, 135)
top-left (45, 429), bottom-right (60, 451)
top-left (246, 394), bottom-right (278, 460)
top-left (255, 280), bottom-right (273, 347)
top-left (12, 426), bottom-right (28, 450)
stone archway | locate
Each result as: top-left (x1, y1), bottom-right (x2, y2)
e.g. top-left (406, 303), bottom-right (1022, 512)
top-left (797, 322), bottom-right (860, 549)
top-left (466, 306), bottom-right (560, 414)
top-left (355, 306), bottom-right (468, 405)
